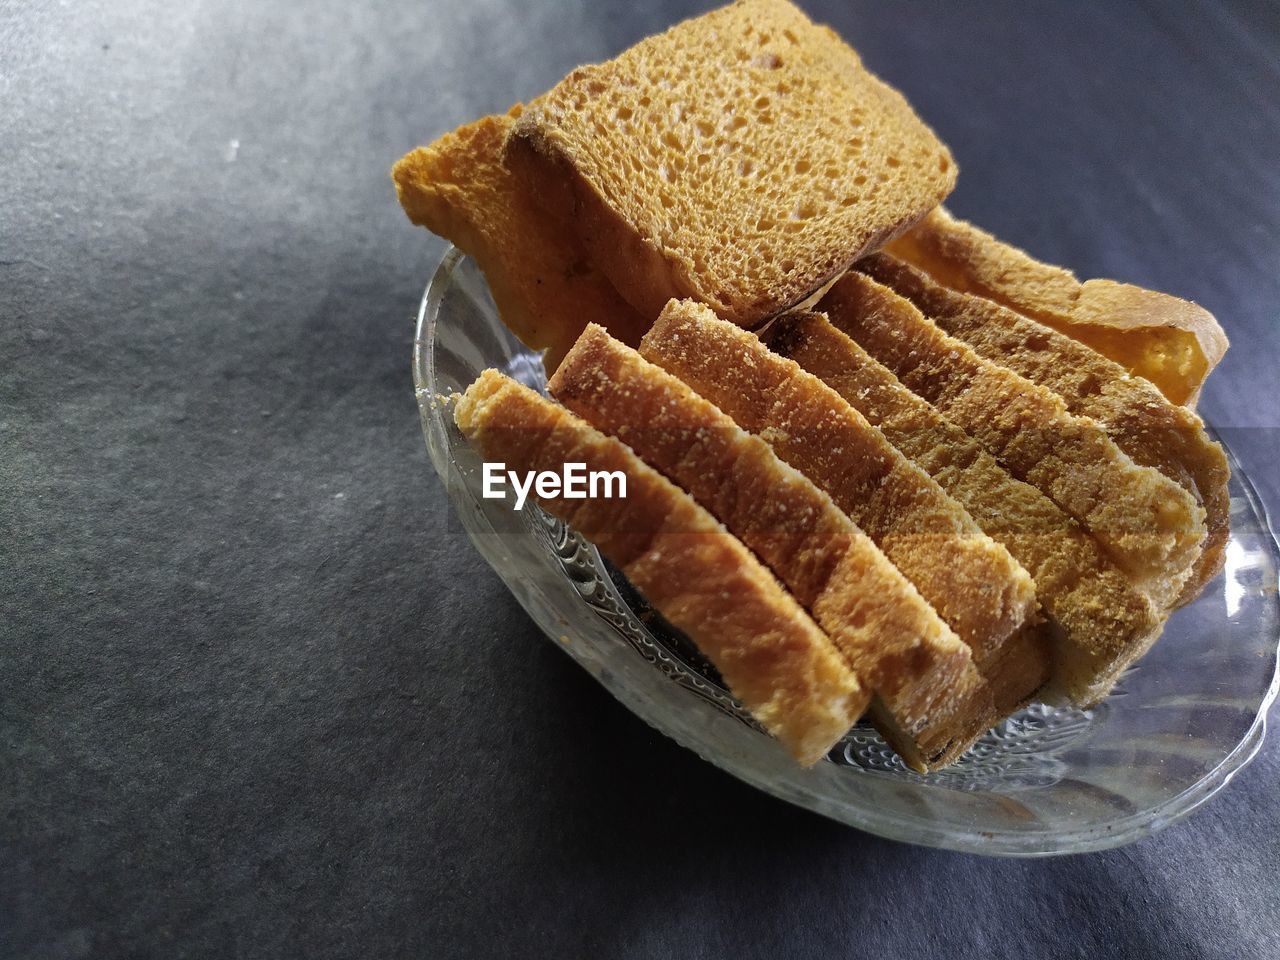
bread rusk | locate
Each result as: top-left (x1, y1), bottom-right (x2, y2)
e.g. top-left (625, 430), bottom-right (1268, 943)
top-left (549, 323), bottom-right (980, 769)
top-left (392, 108), bottom-right (648, 373)
top-left (505, 0), bottom-right (956, 328)
top-left (639, 300), bottom-right (1045, 728)
top-left (765, 310), bottom-right (1165, 705)
top-left (454, 369), bottom-right (866, 764)
top-left (886, 207), bottom-right (1228, 406)
top-left (861, 253), bottom-right (1230, 605)
top-left (823, 272), bottom-right (1206, 611)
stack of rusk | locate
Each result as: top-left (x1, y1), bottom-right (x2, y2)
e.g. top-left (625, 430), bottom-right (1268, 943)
top-left (393, 0), bottom-right (1229, 769)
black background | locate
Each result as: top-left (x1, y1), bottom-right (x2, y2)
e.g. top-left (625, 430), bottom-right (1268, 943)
top-left (3, 1), bottom-right (1279, 957)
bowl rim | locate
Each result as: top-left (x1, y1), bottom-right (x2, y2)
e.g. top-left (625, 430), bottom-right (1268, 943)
top-left (415, 246), bottom-right (1280, 855)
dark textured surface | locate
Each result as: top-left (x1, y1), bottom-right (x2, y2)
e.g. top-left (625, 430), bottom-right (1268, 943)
top-left (2, 0), bottom-right (1278, 957)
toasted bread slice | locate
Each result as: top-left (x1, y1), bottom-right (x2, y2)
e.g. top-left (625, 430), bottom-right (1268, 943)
top-left (549, 323), bottom-right (980, 769)
top-left (886, 207), bottom-right (1228, 406)
top-left (454, 369), bottom-right (865, 765)
top-left (505, 0), bottom-right (956, 327)
top-left (640, 300), bottom-right (1045, 731)
top-left (863, 253), bottom-right (1230, 606)
top-left (392, 108), bottom-right (647, 372)
top-left (825, 271), bottom-right (1206, 610)
top-left (766, 310), bottom-right (1165, 705)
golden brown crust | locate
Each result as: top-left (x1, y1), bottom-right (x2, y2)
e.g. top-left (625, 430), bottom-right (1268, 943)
top-left (549, 323), bottom-right (979, 769)
top-left (639, 300), bottom-right (1046, 735)
top-left (454, 370), bottom-right (866, 765)
top-left (766, 310), bottom-right (1165, 705)
top-left (391, 108), bottom-right (648, 372)
top-left (863, 253), bottom-right (1230, 606)
top-left (825, 271), bottom-right (1207, 611)
top-left (886, 207), bottom-right (1228, 406)
top-left (508, 0), bottom-right (956, 327)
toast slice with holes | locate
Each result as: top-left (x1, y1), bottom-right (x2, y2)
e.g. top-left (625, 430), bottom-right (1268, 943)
top-left (886, 207), bottom-right (1228, 406)
top-left (549, 322), bottom-right (981, 769)
top-left (392, 108), bottom-right (647, 373)
top-left (454, 369), bottom-right (867, 765)
top-left (823, 270), bottom-right (1206, 611)
top-left (639, 300), bottom-right (1047, 734)
top-left (860, 252), bottom-right (1230, 606)
top-left (765, 309), bottom-right (1165, 704)
top-left (505, 0), bottom-right (956, 327)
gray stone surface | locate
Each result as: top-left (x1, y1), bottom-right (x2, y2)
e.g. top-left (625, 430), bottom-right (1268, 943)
top-left (2, 1), bottom-right (1277, 957)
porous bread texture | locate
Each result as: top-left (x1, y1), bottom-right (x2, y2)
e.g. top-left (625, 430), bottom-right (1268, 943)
top-left (455, 369), bottom-right (865, 765)
top-left (640, 300), bottom-right (1047, 735)
top-left (887, 207), bottom-right (1228, 406)
top-left (392, 107), bottom-right (647, 373)
top-left (506, 0), bottom-right (956, 327)
top-left (825, 271), bottom-right (1207, 611)
top-left (862, 253), bottom-right (1230, 607)
top-left (766, 310), bottom-right (1165, 705)
top-left (550, 323), bottom-right (979, 770)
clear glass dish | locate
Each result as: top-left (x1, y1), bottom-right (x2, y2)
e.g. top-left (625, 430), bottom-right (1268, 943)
top-left (414, 248), bottom-right (1280, 856)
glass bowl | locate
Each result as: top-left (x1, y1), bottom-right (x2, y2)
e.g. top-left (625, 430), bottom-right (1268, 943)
top-left (414, 248), bottom-right (1280, 856)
